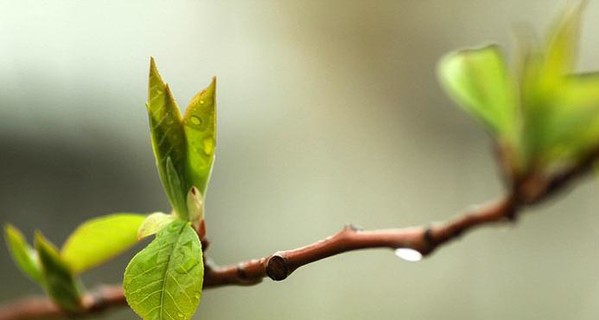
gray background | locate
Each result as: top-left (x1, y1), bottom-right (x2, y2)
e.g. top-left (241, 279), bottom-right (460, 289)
top-left (1, 1), bottom-right (599, 319)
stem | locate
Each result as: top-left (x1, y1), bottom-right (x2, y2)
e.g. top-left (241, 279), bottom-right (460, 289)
top-left (0, 196), bottom-right (515, 320)
top-left (0, 145), bottom-right (596, 320)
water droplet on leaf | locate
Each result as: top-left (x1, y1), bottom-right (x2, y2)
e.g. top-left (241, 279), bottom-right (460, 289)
top-left (203, 138), bottom-right (214, 155)
top-left (190, 116), bottom-right (202, 126)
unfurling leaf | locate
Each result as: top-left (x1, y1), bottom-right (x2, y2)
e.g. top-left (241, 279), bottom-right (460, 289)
top-left (439, 0), bottom-right (599, 178)
top-left (183, 77), bottom-right (216, 197)
top-left (3, 224), bottom-right (42, 283)
top-left (147, 58), bottom-right (216, 224)
top-left (61, 213), bottom-right (146, 274)
top-left (165, 156), bottom-right (187, 219)
top-left (147, 57), bottom-right (189, 219)
top-left (35, 232), bottom-right (82, 312)
top-left (124, 219), bottom-right (203, 320)
top-left (137, 212), bottom-right (176, 240)
top-left (541, 0), bottom-right (585, 87)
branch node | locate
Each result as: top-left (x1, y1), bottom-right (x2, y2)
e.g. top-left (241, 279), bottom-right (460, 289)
top-left (236, 263), bottom-right (249, 280)
top-left (85, 291), bottom-right (108, 313)
top-left (423, 226), bottom-right (435, 247)
top-left (266, 254), bottom-right (291, 281)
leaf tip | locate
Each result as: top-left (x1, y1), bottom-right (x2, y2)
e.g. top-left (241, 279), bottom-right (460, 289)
top-left (149, 57), bottom-right (166, 89)
top-left (3, 224), bottom-right (23, 245)
top-left (33, 230), bottom-right (59, 253)
top-left (3, 223), bottom-right (17, 236)
top-left (205, 77), bottom-right (217, 99)
top-left (149, 56), bottom-right (158, 74)
top-left (33, 230), bottom-right (42, 241)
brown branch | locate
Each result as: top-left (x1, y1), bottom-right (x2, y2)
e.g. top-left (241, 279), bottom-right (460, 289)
top-left (0, 195), bottom-right (516, 320)
top-left (0, 286), bottom-right (126, 320)
top-left (1, 146), bottom-right (597, 320)
top-left (202, 195), bottom-right (515, 285)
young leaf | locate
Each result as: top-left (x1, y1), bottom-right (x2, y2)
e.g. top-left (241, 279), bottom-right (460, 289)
top-left (147, 57), bottom-right (189, 219)
top-left (35, 232), bottom-right (82, 312)
top-left (518, 0), bottom-right (592, 164)
top-left (438, 45), bottom-right (518, 143)
top-left (124, 219), bottom-right (203, 320)
top-left (183, 78), bottom-right (217, 197)
top-left (165, 156), bottom-right (187, 219)
top-left (61, 213), bottom-right (146, 274)
top-left (137, 212), bottom-right (176, 240)
top-left (437, 0), bottom-right (597, 178)
top-left (541, 0), bottom-right (585, 88)
top-left (3, 224), bottom-right (42, 283)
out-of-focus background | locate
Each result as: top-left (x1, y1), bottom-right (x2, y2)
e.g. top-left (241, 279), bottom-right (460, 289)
top-left (1, 1), bottom-right (599, 319)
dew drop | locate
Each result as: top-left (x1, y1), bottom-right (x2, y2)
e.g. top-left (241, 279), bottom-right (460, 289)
top-left (199, 100), bottom-right (205, 104)
top-left (203, 138), bottom-right (214, 155)
top-left (177, 313), bottom-right (184, 318)
top-left (190, 116), bottom-right (202, 126)
top-left (394, 248), bottom-right (422, 262)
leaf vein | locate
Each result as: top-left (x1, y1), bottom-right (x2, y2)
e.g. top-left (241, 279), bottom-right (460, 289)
top-left (167, 273), bottom-right (193, 303)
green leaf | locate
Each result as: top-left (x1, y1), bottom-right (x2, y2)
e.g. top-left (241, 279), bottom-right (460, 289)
top-left (147, 57), bottom-right (189, 219)
top-left (3, 224), bottom-right (42, 283)
top-left (35, 232), bottom-right (82, 312)
top-left (438, 45), bottom-right (518, 144)
top-left (437, 1), bottom-right (594, 176)
top-left (518, 0), bottom-right (592, 164)
top-left (165, 156), bottom-right (187, 219)
top-left (183, 78), bottom-right (217, 197)
top-left (541, 0), bottom-right (585, 87)
top-left (61, 213), bottom-right (146, 274)
top-left (138, 212), bottom-right (176, 240)
top-left (124, 219), bottom-right (203, 320)
top-left (147, 58), bottom-right (217, 223)
top-left (535, 73), bottom-right (599, 161)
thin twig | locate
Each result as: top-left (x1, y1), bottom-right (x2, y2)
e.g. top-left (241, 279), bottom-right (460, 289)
top-left (204, 195), bottom-right (514, 285)
top-left (0, 286), bottom-right (126, 320)
top-left (0, 196), bottom-right (515, 320)
top-left (1, 145), bottom-right (597, 320)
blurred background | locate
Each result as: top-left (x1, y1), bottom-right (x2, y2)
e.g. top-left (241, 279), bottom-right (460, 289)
top-left (1, 0), bottom-right (599, 319)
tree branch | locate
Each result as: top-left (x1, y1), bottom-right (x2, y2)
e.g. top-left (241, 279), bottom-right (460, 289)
top-left (0, 195), bottom-right (516, 320)
top-left (204, 195), bottom-right (514, 285)
top-left (0, 286), bottom-right (127, 320)
top-left (1, 145), bottom-right (597, 320)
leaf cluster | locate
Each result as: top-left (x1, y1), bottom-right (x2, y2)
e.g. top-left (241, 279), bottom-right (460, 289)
top-left (4, 59), bottom-right (217, 319)
top-left (438, 0), bottom-right (599, 192)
